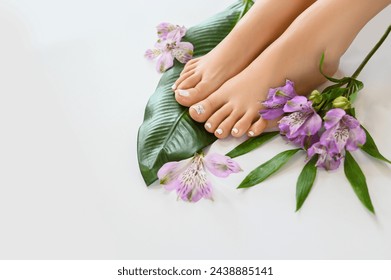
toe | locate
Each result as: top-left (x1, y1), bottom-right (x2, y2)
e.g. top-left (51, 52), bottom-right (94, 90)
top-left (173, 70), bottom-right (197, 90)
top-left (177, 73), bottom-right (202, 90)
top-left (175, 81), bottom-right (211, 107)
top-left (231, 112), bottom-right (256, 137)
top-left (190, 94), bottom-right (225, 123)
top-left (214, 111), bottom-right (242, 139)
top-left (247, 117), bottom-right (268, 137)
top-left (203, 105), bottom-right (232, 134)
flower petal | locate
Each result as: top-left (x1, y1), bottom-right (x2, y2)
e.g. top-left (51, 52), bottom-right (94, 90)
top-left (342, 114), bottom-right (360, 129)
top-left (190, 178), bottom-right (213, 202)
top-left (259, 108), bottom-right (285, 120)
top-left (144, 48), bottom-right (160, 60)
top-left (173, 42), bottom-right (194, 63)
top-left (301, 111), bottom-right (322, 136)
top-left (324, 108), bottom-right (346, 129)
top-left (156, 51), bottom-right (174, 73)
top-left (205, 153), bottom-right (241, 178)
top-left (346, 125), bottom-right (366, 151)
top-left (283, 96), bottom-right (309, 113)
top-left (156, 22), bottom-right (175, 40)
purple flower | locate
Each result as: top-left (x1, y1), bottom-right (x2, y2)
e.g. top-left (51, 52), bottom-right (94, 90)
top-left (158, 153), bottom-right (241, 202)
top-left (260, 80), bottom-right (297, 120)
top-left (156, 22), bottom-right (186, 40)
top-left (307, 108), bottom-right (366, 170)
top-left (307, 142), bottom-right (344, 170)
top-left (145, 23), bottom-right (194, 73)
top-left (278, 96), bottom-right (322, 148)
top-left (321, 108), bottom-right (366, 153)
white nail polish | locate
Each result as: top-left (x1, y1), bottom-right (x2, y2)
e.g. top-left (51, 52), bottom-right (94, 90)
top-left (205, 122), bottom-right (212, 129)
top-left (191, 104), bottom-right (205, 115)
top-left (171, 84), bottom-right (177, 90)
top-left (232, 128), bottom-right (239, 134)
top-left (216, 128), bottom-right (223, 135)
top-left (178, 89), bottom-right (190, 97)
top-left (248, 131), bottom-right (255, 136)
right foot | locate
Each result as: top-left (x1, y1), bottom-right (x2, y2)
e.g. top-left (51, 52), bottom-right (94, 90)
top-left (173, 0), bottom-right (316, 107)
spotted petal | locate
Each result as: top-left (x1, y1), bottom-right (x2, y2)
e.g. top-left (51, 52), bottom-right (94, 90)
top-left (173, 42), bottom-right (194, 63)
top-left (324, 108), bottom-right (346, 130)
top-left (205, 153), bottom-right (241, 178)
top-left (346, 126), bottom-right (366, 151)
top-left (156, 23), bottom-right (186, 40)
top-left (283, 96), bottom-right (309, 113)
top-left (156, 51), bottom-right (174, 73)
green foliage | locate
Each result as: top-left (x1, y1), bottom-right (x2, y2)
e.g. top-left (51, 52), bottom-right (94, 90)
top-left (138, 1), bottom-right (254, 185)
top-left (226, 132), bottom-right (279, 158)
top-left (344, 151), bottom-right (375, 214)
top-left (238, 149), bottom-right (301, 189)
top-left (296, 156), bottom-right (317, 212)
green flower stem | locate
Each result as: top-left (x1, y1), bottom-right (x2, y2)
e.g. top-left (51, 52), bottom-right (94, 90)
top-left (351, 25), bottom-right (391, 80)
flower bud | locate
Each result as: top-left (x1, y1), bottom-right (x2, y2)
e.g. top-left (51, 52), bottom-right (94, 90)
top-left (309, 90), bottom-right (323, 105)
top-left (332, 96), bottom-right (351, 110)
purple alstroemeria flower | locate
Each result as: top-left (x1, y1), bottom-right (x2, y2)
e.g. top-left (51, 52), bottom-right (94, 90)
top-left (145, 23), bottom-right (193, 73)
top-left (278, 96), bottom-right (322, 148)
top-left (156, 22), bottom-right (186, 40)
top-left (307, 108), bottom-right (366, 170)
top-left (158, 153), bottom-right (241, 202)
top-left (321, 108), bottom-right (366, 153)
top-left (260, 80), bottom-right (297, 120)
top-left (307, 142), bottom-right (344, 170)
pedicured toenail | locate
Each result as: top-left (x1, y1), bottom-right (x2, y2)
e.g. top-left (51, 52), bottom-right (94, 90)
top-left (232, 128), bottom-right (239, 134)
top-left (216, 128), bottom-right (223, 135)
top-left (191, 104), bottom-right (205, 115)
top-left (205, 122), bottom-right (212, 129)
top-left (248, 131), bottom-right (255, 136)
top-left (171, 83), bottom-right (177, 90)
top-left (178, 89), bottom-right (190, 97)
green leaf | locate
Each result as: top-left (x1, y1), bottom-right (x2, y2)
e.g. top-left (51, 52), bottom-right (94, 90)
top-left (238, 149), bottom-right (301, 189)
top-left (319, 53), bottom-right (349, 83)
top-left (296, 156), bottom-right (317, 212)
top-left (226, 131), bottom-right (279, 158)
top-left (344, 151), bottom-right (375, 214)
top-left (360, 126), bottom-right (391, 164)
top-left (138, 1), bottom-right (254, 185)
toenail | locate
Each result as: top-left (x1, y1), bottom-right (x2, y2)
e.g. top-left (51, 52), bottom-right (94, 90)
top-left (205, 122), bottom-right (212, 129)
top-left (248, 131), bottom-right (255, 137)
top-left (191, 104), bottom-right (205, 115)
top-left (232, 128), bottom-right (239, 134)
top-left (178, 89), bottom-right (190, 97)
top-left (171, 83), bottom-right (177, 90)
top-left (216, 128), bottom-right (223, 135)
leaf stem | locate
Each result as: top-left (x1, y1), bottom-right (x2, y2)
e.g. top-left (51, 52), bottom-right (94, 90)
top-left (237, 0), bottom-right (253, 23)
top-left (351, 25), bottom-right (391, 79)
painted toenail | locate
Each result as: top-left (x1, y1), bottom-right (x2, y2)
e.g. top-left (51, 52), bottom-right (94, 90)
top-left (178, 89), bottom-right (190, 97)
top-left (205, 122), bottom-right (212, 129)
top-left (248, 131), bottom-right (255, 136)
top-left (216, 128), bottom-right (223, 135)
top-left (191, 104), bottom-right (205, 115)
top-left (171, 84), bottom-right (177, 90)
top-left (232, 128), bottom-right (239, 134)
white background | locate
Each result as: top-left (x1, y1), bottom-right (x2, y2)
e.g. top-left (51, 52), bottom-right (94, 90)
top-left (0, 0), bottom-right (390, 259)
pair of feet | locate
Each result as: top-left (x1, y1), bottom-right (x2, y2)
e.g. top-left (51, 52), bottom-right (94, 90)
top-left (170, 0), bottom-right (390, 139)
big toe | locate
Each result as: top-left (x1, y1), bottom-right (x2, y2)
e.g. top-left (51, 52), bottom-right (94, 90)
top-left (175, 81), bottom-right (211, 107)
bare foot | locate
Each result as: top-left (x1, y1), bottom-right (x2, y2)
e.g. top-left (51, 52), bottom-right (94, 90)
top-left (173, 0), bottom-right (316, 107)
top-left (188, 0), bottom-right (390, 139)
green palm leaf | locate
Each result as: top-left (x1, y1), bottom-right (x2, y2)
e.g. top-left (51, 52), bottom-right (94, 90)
top-left (138, 0), bottom-right (254, 185)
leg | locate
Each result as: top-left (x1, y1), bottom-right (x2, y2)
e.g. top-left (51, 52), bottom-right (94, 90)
top-left (188, 0), bottom-right (391, 138)
top-left (173, 0), bottom-right (316, 106)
